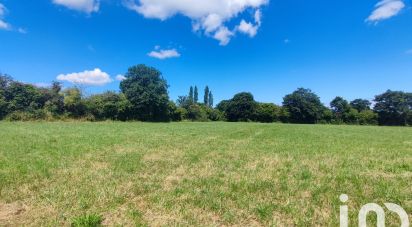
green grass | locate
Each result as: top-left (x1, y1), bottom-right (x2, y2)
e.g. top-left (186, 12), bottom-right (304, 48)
top-left (0, 122), bottom-right (411, 226)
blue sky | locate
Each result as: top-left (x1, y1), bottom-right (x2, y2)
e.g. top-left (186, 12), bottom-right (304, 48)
top-left (0, 0), bottom-right (411, 105)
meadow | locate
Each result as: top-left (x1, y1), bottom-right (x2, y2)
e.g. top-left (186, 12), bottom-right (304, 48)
top-left (0, 122), bottom-right (411, 226)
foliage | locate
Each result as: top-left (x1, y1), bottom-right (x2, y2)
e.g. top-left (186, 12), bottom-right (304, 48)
top-left (204, 86), bottom-right (209, 105)
top-left (225, 92), bottom-right (258, 122)
top-left (283, 88), bottom-right (326, 124)
top-left (120, 64), bottom-right (170, 121)
top-left (0, 68), bottom-right (411, 126)
top-left (254, 103), bottom-right (282, 123)
top-left (63, 88), bottom-right (87, 118)
top-left (350, 99), bottom-right (371, 112)
top-left (86, 92), bottom-right (131, 121)
top-left (194, 86), bottom-right (199, 103)
top-left (358, 110), bottom-right (378, 125)
top-left (374, 90), bottom-right (412, 126)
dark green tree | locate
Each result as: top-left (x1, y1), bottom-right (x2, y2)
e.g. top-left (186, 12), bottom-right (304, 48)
top-left (120, 64), bottom-right (170, 121)
top-left (204, 86), bottom-right (209, 106)
top-left (374, 90), bottom-right (412, 126)
top-left (86, 92), bottom-right (131, 120)
top-left (225, 92), bottom-right (258, 122)
top-left (350, 99), bottom-right (371, 112)
top-left (194, 86), bottom-right (199, 103)
top-left (282, 88), bottom-right (326, 124)
top-left (255, 103), bottom-right (282, 123)
top-left (188, 86), bottom-right (194, 103)
top-left (330, 96), bottom-right (351, 122)
top-left (208, 90), bottom-right (213, 107)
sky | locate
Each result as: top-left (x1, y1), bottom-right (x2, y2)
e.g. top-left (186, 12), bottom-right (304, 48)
top-left (0, 0), bottom-right (411, 105)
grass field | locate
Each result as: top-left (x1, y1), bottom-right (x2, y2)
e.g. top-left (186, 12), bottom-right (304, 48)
top-left (0, 122), bottom-right (411, 226)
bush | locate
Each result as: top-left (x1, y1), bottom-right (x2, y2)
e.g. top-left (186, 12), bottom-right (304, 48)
top-left (186, 104), bottom-right (208, 121)
top-left (5, 111), bottom-right (33, 121)
top-left (255, 103), bottom-right (281, 123)
top-left (358, 110), bottom-right (378, 125)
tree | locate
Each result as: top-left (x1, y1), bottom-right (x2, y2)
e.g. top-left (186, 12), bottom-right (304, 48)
top-left (194, 86), bottom-right (199, 103)
top-left (358, 110), bottom-right (378, 125)
top-left (188, 86), bottom-right (194, 103)
top-left (186, 104), bottom-right (208, 121)
top-left (4, 82), bottom-right (44, 112)
top-left (374, 90), bottom-right (412, 126)
top-left (350, 99), bottom-right (371, 112)
top-left (225, 92), bottom-right (257, 122)
top-left (0, 74), bottom-right (12, 119)
top-left (120, 64), bottom-right (170, 121)
top-left (282, 88), bottom-right (326, 124)
top-left (216, 100), bottom-right (230, 113)
top-left (176, 96), bottom-right (191, 109)
top-left (86, 92), bottom-right (131, 120)
top-left (62, 87), bottom-right (86, 118)
top-left (204, 86), bottom-right (209, 106)
top-left (330, 96), bottom-right (351, 123)
top-left (209, 90), bottom-right (214, 107)
top-left (330, 97), bottom-right (350, 115)
top-left (44, 81), bottom-right (64, 116)
top-left (255, 103), bottom-right (282, 123)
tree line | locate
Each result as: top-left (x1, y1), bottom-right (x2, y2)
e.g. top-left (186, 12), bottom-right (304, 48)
top-left (1, 64), bottom-right (411, 126)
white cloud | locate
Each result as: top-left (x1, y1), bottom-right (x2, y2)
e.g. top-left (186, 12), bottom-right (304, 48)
top-left (237, 20), bottom-right (258, 37)
top-left (214, 26), bottom-right (233, 45)
top-left (366, 0), bottom-right (405, 23)
top-left (124, 0), bottom-right (268, 45)
top-left (0, 20), bottom-right (9, 30)
top-left (0, 3), bottom-right (10, 30)
top-left (52, 0), bottom-right (100, 13)
top-left (116, 74), bottom-right (126, 81)
top-left (148, 48), bottom-right (181, 59)
top-left (57, 68), bottom-right (112, 86)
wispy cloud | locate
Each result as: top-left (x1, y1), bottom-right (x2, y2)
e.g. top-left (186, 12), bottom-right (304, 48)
top-left (0, 3), bottom-right (10, 30)
top-left (406, 49), bottom-right (412, 54)
top-left (18, 28), bottom-right (27, 34)
top-left (366, 0), bottom-right (405, 23)
top-left (57, 68), bottom-right (112, 86)
top-left (52, 0), bottom-right (99, 13)
top-left (148, 48), bottom-right (181, 60)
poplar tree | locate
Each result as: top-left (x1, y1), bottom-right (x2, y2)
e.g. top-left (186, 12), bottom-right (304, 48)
top-left (194, 86), bottom-right (199, 103)
top-left (204, 86), bottom-right (209, 106)
top-left (188, 86), bottom-right (194, 103)
top-left (209, 91), bottom-right (214, 107)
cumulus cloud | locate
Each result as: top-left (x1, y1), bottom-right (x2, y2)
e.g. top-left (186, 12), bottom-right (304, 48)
top-left (237, 20), bottom-right (258, 37)
top-left (124, 0), bottom-right (268, 45)
top-left (57, 68), bottom-right (112, 86)
top-left (366, 0), bottom-right (405, 23)
top-left (116, 74), bottom-right (126, 81)
top-left (148, 48), bottom-right (181, 59)
top-left (0, 3), bottom-right (10, 30)
top-left (52, 0), bottom-right (100, 13)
